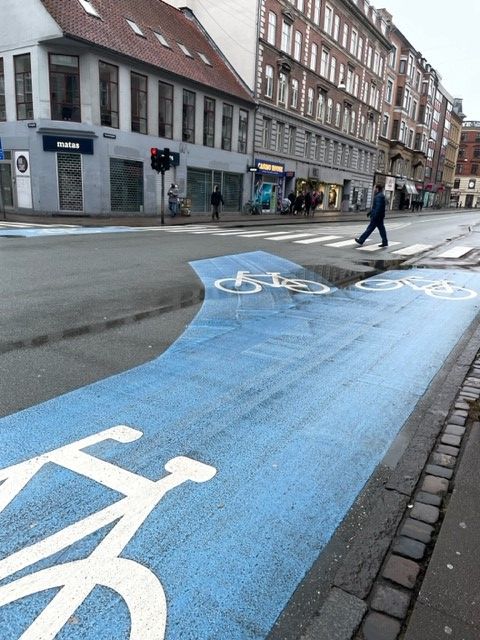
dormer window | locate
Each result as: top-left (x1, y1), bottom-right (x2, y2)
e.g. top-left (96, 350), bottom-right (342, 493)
top-left (78, 0), bottom-right (100, 17)
top-left (178, 43), bottom-right (194, 58)
top-left (198, 53), bottom-right (212, 66)
top-left (126, 19), bottom-right (145, 37)
top-left (154, 31), bottom-right (170, 48)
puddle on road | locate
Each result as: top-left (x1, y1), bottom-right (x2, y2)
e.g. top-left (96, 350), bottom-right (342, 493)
top-left (304, 259), bottom-right (408, 287)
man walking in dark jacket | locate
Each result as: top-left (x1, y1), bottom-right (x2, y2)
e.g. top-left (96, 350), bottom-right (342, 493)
top-left (354, 184), bottom-right (388, 247)
top-left (211, 185), bottom-right (224, 221)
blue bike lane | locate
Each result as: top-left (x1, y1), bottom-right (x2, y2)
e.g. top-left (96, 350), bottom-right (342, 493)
top-left (1, 250), bottom-right (480, 639)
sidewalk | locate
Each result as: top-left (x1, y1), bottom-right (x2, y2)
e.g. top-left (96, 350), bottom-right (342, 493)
top-left (0, 206), bottom-right (457, 228)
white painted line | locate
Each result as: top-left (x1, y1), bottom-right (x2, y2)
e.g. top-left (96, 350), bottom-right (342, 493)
top-left (437, 246), bottom-right (473, 258)
top-left (357, 242), bottom-right (401, 252)
top-left (325, 239), bottom-right (359, 247)
top-left (218, 230), bottom-right (296, 237)
top-left (392, 244), bottom-right (432, 255)
top-left (267, 233), bottom-right (315, 241)
top-left (294, 235), bottom-right (342, 244)
top-left (237, 231), bottom-right (276, 237)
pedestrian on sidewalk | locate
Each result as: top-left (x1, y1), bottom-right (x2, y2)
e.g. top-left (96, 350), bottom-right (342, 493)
top-left (304, 190), bottom-right (313, 217)
top-left (167, 183), bottom-right (179, 218)
top-left (355, 184), bottom-right (388, 247)
top-left (211, 185), bottom-right (224, 221)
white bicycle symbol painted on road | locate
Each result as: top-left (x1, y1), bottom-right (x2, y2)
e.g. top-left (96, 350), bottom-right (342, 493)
top-left (355, 275), bottom-right (477, 300)
top-left (214, 271), bottom-right (332, 295)
top-left (0, 426), bottom-right (216, 639)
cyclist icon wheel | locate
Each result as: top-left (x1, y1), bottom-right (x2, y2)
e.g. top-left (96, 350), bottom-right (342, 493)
top-left (355, 275), bottom-right (476, 301)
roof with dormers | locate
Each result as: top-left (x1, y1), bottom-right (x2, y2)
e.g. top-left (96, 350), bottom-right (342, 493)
top-left (39, 0), bottom-right (253, 103)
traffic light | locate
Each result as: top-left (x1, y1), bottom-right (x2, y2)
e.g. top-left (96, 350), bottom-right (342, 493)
top-left (150, 147), bottom-right (159, 171)
top-left (162, 148), bottom-right (171, 172)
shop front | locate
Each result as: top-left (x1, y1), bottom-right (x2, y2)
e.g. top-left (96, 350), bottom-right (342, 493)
top-left (252, 159), bottom-right (285, 213)
top-left (292, 177), bottom-right (341, 211)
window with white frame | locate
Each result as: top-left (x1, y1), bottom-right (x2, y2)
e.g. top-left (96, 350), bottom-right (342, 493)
top-left (294, 30), bottom-right (302, 61)
top-left (333, 14), bottom-right (340, 40)
top-left (310, 42), bottom-right (318, 70)
top-left (313, 0), bottom-right (321, 24)
top-left (346, 68), bottom-right (353, 93)
top-left (350, 109), bottom-right (356, 134)
top-left (278, 72), bottom-right (288, 104)
top-left (385, 77), bottom-right (393, 103)
top-left (350, 29), bottom-right (358, 56)
top-left (381, 113), bottom-right (389, 137)
top-left (265, 65), bottom-right (274, 98)
top-left (288, 126), bottom-right (296, 154)
top-left (316, 93), bottom-right (325, 121)
top-left (267, 12), bottom-right (277, 45)
top-left (338, 63), bottom-right (345, 87)
top-left (276, 121), bottom-right (285, 151)
top-left (324, 5), bottom-right (333, 35)
top-left (326, 98), bottom-right (333, 123)
top-left (281, 21), bottom-right (292, 54)
top-left (342, 24), bottom-right (348, 49)
top-left (343, 106), bottom-right (350, 133)
top-left (296, 0), bottom-right (305, 11)
top-left (306, 87), bottom-right (314, 115)
top-left (329, 56), bottom-right (336, 84)
top-left (304, 131), bottom-right (311, 158)
top-left (373, 51), bottom-right (380, 75)
top-left (389, 45), bottom-right (397, 69)
top-left (263, 117), bottom-right (272, 148)
top-left (353, 73), bottom-right (359, 97)
top-left (291, 78), bottom-right (299, 108)
top-left (367, 46), bottom-right (372, 69)
top-left (360, 115), bottom-right (366, 138)
top-left (320, 47), bottom-right (329, 77)
top-left (357, 36), bottom-right (363, 62)
top-left (335, 102), bottom-right (341, 127)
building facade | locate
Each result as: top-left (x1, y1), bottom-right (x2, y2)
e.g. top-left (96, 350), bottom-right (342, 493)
top-left (0, 0), bottom-right (254, 216)
top-left (166, 0), bottom-right (391, 213)
top-left (454, 120), bottom-right (480, 208)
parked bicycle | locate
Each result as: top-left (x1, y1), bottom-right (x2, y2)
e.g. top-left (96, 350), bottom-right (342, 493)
top-left (355, 275), bottom-right (477, 300)
top-left (214, 270), bottom-right (332, 295)
top-left (242, 200), bottom-right (262, 215)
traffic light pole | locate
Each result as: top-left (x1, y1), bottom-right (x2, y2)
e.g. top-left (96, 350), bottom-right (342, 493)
top-left (160, 171), bottom-right (165, 225)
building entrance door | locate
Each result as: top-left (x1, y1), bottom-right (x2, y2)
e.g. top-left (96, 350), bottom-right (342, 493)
top-left (0, 162), bottom-right (14, 214)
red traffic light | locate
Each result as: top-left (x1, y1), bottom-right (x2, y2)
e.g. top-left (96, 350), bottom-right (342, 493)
top-left (150, 147), bottom-right (158, 156)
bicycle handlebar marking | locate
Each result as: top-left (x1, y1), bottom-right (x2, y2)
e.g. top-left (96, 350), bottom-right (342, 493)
top-left (0, 426), bottom-right (217, 639)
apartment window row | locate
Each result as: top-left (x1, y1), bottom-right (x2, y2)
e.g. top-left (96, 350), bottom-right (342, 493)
top-left (0, 54), bottom-right (248, 152)
top-left (266, 9), bottom-right (383, 77)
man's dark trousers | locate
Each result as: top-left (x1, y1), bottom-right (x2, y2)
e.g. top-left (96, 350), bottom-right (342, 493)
top-left (357, 215), bottom-right (387, 245)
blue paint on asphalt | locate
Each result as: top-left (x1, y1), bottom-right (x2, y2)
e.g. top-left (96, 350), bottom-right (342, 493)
top-left (1, 250), bottom-right (480, 639)
top-left (0, 226), bottom-right (151, 237)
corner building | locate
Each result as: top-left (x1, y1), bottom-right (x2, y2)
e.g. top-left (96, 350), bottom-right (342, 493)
top-left (0, 0), bottom-right (254, 216)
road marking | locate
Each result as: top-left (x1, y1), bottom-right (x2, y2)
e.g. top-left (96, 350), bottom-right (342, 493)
top-left (325, 239), bottom-right (359, 247)
top-left (392, 244), bottom-right (432, 255)
top-left (294, 235), bottom-right (341, 244)
top-left (267, 233), bottom-right (315, 241)
top-left (236, 231), bottom-right (278, 237)
top-left (437, 246), bottom-right (473, 258)
top-left (357, 242), bottom-right (401, 251)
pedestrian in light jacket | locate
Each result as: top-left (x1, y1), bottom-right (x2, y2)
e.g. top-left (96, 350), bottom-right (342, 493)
top-left (354, 184), bottom-right (388, 247)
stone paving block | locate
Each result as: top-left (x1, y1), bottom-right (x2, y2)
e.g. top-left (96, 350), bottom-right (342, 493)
top-left (430, 452), bottom-right (456, 468)
top-left (452, 409), bottom-right (468, 418)
top-left (392, 536), bottom-right (426, 560)
top-left (461, 387), bottom-right (480, 396)
top-left (444, 424), bottom-right (466, 437)
top-left (440, 433), bottom-right (462, 447)
top-left (383, 555), bottom-right (420, 589)
top-left (421, 475), bottom-right (449, 496)
top-left (370, 584), bottom-right (411, 619)
top-left (454, 401), bottom-right (470, 411)
top-left (301, 588), bottom-right (367, 640)
top-left (400, 518), bottom-right (434, 544)
top-left (435, 444), bottom-right (459, 457)
top-left (410, 501), bottom-right (440, 524)
top-left (415, 490), bottom-right (442, 506)
top-left (447, 414), bottom-right (466, 426)
top-left (362, 611), bottom-right (401, 640)
top-left (425, 464), bottom-right (453, 480)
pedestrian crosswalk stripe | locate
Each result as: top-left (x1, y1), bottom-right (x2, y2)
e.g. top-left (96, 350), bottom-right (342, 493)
top-left (325, 239), bottom-right (359, 247)
top-left (391, 244), bottom-right (432, 255)
top-left (294, 235), bottom-right (341, 244)
top-left (357, 242), bottom-right (401, 251)
top-left (437, 246), bottom-right (473, 258)
top-left (234, 231), bottom-right (279, 237)
top-left (267, 232), bottom-right (315, 241)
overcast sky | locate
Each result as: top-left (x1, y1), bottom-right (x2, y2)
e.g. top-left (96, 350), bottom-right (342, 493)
top-left (379, 0), bottom-right (480, 120)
